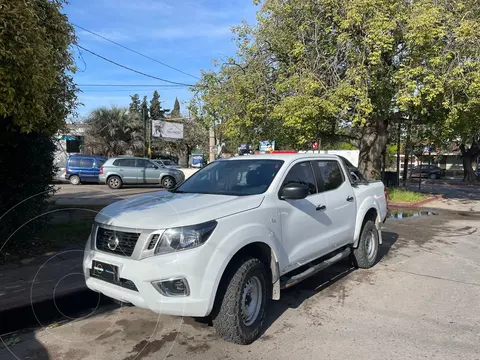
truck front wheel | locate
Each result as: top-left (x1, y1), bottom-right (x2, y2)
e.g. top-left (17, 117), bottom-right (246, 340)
top-left (212, 257), bottom-right (270, 344)
top-left (352, 220), bottom-right (379, 269)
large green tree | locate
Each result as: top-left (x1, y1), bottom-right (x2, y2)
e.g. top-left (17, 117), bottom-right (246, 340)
top-left (129, 94), bottom-right (141, 115)
top-left (0, 0), bottom-right (77, 134)
top-left (150, 90), bottom-right (168, 120)
top-left (191, 0), bottom-right (480, 181)
top-left (0, 0), bottom-right (78, 259)
top-left (85, 106), bottom-right (143, 156)
top-left (171, 97), bottom-right (181, 117)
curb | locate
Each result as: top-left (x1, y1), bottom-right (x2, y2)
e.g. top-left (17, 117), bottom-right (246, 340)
top-left (387, 195), bottom-right (441, 208)
top-left (424, 180), bottom-right (480, 187)
top-left (0, 288), bottom-right (105, 335)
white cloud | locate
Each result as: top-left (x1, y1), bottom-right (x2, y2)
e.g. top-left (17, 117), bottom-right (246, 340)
top-left (77, 30), bottom-right (133, 42)
top-left (101, 0), bottom-right (175, 14)
top-left (152, 24), bottom-right (232, 39)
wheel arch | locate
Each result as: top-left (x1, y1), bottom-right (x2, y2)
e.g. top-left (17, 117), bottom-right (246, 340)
top-left (208, 241), bottom-right (281, 316)
top-left (106, 173), bottom-right (123, 181)
top-left (353, 206), bottom-right (383, 248)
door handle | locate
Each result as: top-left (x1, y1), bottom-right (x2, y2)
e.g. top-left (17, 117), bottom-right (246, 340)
top-left (316, 205), bottom-right (327, 211)
top-left (346, 196), bottom-right (354, 202)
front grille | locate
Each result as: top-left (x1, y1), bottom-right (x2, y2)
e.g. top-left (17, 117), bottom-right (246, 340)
top-left (96, 227), bottom-right (141, 257)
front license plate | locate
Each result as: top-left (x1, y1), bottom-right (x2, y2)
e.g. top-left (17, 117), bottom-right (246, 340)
top-left (91, 260), bottom-right (118, 282)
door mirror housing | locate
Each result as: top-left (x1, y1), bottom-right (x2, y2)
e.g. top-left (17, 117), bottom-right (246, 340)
top-left (279, 183), bottom-right (309, 200)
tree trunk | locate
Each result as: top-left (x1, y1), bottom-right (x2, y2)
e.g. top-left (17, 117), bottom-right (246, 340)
top-left (460, 142), bottom-right (480, 183)
top-left (358, 120), bottom-right (388, 180)
top-left (461, 156), bottom-right (476, 182)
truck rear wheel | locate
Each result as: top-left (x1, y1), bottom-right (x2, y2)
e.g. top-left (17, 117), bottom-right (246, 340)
top-left (212, 257), bottom-right (269, 344)
top-left (352, 220), bottom-right (379, 269)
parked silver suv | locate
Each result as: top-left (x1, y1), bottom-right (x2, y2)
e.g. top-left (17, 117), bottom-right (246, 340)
top-left (99, 157), bottom-right (185, 189)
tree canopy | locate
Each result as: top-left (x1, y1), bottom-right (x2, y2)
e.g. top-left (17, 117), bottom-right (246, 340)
top-left (0, 0), bottom-right (78, 135)
top-left (190, 0), bottom-right (480, 180)
top-left (150, 90), bottom-right (167, 120)
top-left (85, 106), bottom-right (143, 156)
top-left (171, 97), bottom-right (181, 117)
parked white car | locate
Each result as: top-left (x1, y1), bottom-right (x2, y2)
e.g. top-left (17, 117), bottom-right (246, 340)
top-left (83, 154), bottom-right (387, 344)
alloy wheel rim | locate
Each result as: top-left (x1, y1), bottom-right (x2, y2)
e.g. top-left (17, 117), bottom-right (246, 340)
top-left (164, 178), bottom-right (173, 188)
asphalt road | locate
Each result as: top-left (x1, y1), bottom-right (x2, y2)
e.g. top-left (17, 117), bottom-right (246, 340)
top-left (1, 211), bottom-right (479, 360)
top-left (54, 184), bottom-right (167, 206)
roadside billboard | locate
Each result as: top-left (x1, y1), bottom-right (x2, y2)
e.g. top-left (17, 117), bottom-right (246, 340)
top-left (259, 140), bottom-right (275, 152)
top-left (151, 120), bottom-right (184, 140)
top-left (191, 153), bottom-right (204, 168)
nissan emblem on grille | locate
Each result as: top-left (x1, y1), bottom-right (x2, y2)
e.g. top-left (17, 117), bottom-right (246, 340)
top-left (96, 227), bottom-right (140, 257)
top-left (93, 263), bottom-right (104, 275)
top-left (107, 235), bottom-right (120, 251)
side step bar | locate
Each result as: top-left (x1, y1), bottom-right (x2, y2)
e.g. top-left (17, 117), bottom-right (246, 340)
top-left (280, 248), bottom-right (351, 289)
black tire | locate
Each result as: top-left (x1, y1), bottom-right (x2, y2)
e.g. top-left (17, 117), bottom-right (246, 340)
top-left (429, 173), bottom-right (437, 179)
top-left (212, 257), bottom-right (270, 345)
top-left (352, 220), bottom-right (379, 269)
top-left (69, 175), bottom-right (81, 185)
top-left (107, 176), bottom-right (123, 189)
top-left (161, 176), bottom-right (176, 189)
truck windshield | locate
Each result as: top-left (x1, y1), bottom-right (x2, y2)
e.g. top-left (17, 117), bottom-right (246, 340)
top-left (174, 159), bottom-right (284, 196)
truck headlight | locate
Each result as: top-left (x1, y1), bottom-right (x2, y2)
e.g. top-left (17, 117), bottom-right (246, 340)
top-left (154, 220), bottom-right (217, 255)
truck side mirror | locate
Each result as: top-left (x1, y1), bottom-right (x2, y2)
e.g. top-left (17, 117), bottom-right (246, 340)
top-left (279, 183), bottom-right (309, 200)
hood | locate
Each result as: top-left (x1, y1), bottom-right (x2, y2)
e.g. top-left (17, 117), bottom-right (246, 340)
top-left (95, 191), bottom-right (264, 229)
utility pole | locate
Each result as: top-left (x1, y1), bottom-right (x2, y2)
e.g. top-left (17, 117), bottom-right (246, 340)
top-left (396, 119), bottom-right (401, 187)
top-left (403, 121), bottom-right (411, 185)
top-left (142, 107), bottom-right (147, 157)
top-left (209, 123), bottom-right (215, 163)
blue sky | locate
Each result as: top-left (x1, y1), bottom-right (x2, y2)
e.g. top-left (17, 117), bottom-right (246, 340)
top-left (64, 0), bottom-right (258, 119)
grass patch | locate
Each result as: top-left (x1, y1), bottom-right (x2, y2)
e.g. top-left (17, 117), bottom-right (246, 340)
top-left (0, 220), bottom-right (92, 265)
top-left (387, 187), bottom-right (428, 203)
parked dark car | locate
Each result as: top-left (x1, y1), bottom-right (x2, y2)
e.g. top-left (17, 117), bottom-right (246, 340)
top-left (410, 164), bottom-right (445, 179)
top-left (65, 155), bottom-right (107, 185)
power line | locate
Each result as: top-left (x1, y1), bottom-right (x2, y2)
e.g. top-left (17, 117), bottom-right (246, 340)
top-left (72, 23), bottom-right (200, 80)
top-left (80, 89), bottom-right (183, 92)
top-left (76, 44), bottom-right (194, 87)
top-left (77, 84), bottom-right (185, 87)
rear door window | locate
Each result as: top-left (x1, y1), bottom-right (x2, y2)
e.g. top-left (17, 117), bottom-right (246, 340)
top-left (80, 158), bottom-right (94, 168)
top-left (69, 158), bottom-right (81, 167)
top-left (314, 160), bottom-right (344, 192)
top-left (136, 159), bottom-right (156, 168)
top-left (114, 159), bottom-right (136, 167)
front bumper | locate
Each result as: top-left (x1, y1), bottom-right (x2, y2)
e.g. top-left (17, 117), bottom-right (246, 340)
top-left (83, 236), bottom-right (221, 317)
top-left (174, 172), bottom-right (185, 184)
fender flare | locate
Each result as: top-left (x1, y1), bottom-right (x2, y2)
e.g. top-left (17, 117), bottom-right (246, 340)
top-left (205, 231), bottom-right (283, 314)
top-left (353, 202), bottom-right (383, 248)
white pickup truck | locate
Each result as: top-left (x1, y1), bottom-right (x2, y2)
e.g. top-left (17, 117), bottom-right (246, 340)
top-left (83, 154), bottom-right (387, 344)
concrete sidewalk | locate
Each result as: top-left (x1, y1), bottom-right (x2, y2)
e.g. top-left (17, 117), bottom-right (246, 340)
top-left (0, 249), bottom-right (85, 313)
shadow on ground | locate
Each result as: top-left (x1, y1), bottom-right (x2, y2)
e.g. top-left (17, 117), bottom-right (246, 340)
top-left (260, 231), bottom-right (398, 336)
top-left (0, 333), bottom-right (50, 360)
top-left (191, 231), bottom-right (399, 339)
